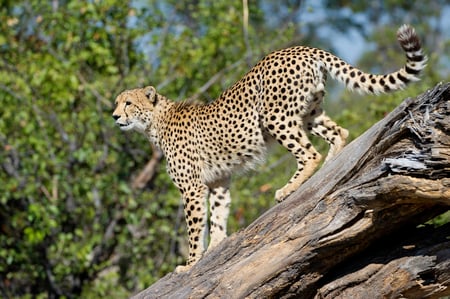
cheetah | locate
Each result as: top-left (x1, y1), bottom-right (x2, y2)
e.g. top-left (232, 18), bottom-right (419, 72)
top-left (113, 24), bottom-right (426, 272)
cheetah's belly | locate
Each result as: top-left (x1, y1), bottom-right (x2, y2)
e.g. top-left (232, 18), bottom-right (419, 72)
top-left (198, 125), bottom-right (267, 184)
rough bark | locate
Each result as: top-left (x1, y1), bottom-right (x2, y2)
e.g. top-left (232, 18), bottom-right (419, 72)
top-left (132, 83), bottom-right (450, 299)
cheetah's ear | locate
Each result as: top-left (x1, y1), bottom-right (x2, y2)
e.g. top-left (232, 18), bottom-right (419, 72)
top-left (143, 86), bottom-right (157, 103)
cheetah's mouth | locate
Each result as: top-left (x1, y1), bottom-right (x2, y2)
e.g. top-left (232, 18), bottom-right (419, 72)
top-left (116, 120), bottom-right (146, 133)
top-left (118, 122), bottom-right (133, 130)
top-left (115, 120), bottom-right (133, 131)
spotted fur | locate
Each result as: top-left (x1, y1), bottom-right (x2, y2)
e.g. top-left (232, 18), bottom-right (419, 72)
top-left (112, 24), bottom-right (426, 272)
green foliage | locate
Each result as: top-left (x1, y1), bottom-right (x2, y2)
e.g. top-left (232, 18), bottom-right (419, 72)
top-left (0, 1), bottom-right (161, 297)
top-left (0, 0), bottom-right (448, 297)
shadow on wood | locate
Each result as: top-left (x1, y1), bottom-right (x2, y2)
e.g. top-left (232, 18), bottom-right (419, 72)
top-left (132, 83), bottom-right (450, 299)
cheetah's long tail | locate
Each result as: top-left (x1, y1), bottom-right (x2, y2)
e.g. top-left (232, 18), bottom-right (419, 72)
top-left (323, 24), bottom-right (427, 94)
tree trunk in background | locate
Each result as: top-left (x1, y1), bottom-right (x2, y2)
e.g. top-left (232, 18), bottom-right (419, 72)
top-left (132, 83), bottom-right (450, 299)
top-left (131, 144), bottom-right (163, 189)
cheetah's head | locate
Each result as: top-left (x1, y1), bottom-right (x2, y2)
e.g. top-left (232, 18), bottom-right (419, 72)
top-left (112, 86), bottom-right (157, 133)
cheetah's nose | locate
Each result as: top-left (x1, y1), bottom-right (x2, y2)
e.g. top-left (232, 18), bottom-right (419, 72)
top-left (112, 114), bottom-right (120, 121)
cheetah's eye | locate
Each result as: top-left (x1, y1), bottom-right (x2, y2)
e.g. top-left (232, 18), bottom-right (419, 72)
top-left (125, 101), bottom-right (132, 106)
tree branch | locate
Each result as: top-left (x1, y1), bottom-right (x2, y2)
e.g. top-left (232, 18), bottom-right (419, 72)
top-left (131, 144), bottom-right (164, 190)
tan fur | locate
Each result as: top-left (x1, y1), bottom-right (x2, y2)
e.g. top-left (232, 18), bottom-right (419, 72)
top-left (113, 24), bottom-right (426, 272)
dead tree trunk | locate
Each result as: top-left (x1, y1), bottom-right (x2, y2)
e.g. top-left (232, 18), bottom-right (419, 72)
top-left (132, 83), bottom-right (450, 299)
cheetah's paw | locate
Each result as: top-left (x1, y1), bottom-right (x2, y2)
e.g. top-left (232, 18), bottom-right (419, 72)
top-left (275, 188), bottom-right (293, 203)
top-left (174, 264), bottom-right (192, 273)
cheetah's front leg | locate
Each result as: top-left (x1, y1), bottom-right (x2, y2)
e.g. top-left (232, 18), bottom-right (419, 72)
top-left (207, 178), bottom-right (231, 250)
top-left (175, 183), bottom-right (209, 273)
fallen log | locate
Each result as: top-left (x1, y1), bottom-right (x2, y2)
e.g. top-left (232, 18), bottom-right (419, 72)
top-left (132, 82), bottom-right (450, 298)
top-left (316, 223), bottom-right (450, 299)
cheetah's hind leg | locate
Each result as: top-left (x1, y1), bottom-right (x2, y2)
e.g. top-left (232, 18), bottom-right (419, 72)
top-left (305, 108), bottom-right (349, 163)
top-left (264, 115), bottom-right (323, 202)
top-left (306, 109), bottom-right (348, 163)
top-left (304, 85), bottom-right (349, 163)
